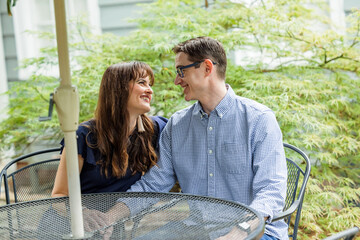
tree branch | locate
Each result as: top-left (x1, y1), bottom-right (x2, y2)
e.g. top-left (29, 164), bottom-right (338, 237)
top-left (341, 56), bottom-right (360, 63)
top-left (275, 58), bottom-right (321, 68)
top-left (319, 54), bottom-right (360, 67)
top-left (76, 23), bottom-right (92, 53)
top-left (349, 21), bottom-right (360, 48)
top-left (246, 16), bottom-right (264, 54)
top-left (321, 53), bottom-right (343, 66)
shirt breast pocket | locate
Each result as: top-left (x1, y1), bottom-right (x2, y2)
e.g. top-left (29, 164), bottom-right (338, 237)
top-left (220, 143), bottom-right (248, 174)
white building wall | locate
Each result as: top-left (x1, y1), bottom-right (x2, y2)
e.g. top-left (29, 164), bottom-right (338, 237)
top-left (0, 15), bottom-right (8, 122)
top-left (11, 0), bottom-right (101, 80)
top-left (329, 0), bottom-right (346, 34)
top-left (0, 14), bottom-right (14, 183)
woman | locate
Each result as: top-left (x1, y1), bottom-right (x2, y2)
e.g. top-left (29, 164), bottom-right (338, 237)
top-left (51, 61), bottom-right (167, 197)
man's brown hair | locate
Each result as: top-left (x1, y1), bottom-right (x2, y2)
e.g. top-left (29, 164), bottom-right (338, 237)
top-left (172, 36), bottom-right (227, 79)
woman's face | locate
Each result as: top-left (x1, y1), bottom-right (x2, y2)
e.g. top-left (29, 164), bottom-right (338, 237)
top-left (127, 75), bottom-right (153, 116)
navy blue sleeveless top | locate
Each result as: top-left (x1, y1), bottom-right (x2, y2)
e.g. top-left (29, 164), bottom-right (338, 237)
top-left (60, 116), bottom-right (168, 194)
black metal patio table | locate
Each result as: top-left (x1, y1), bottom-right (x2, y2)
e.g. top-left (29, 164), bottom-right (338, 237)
top-left (0, 192), bottom-right (264, 240)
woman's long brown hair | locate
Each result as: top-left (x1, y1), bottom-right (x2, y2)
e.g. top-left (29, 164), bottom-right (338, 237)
top-left (91, 61), bottom-right (157, 178)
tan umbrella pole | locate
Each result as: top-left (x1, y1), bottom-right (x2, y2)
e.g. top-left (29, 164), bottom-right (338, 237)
top-left (53, 0), bottom-right (84, 238)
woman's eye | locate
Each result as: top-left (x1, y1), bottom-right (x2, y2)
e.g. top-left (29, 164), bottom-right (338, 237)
top-left (137, 79), bottom-right (150, 87)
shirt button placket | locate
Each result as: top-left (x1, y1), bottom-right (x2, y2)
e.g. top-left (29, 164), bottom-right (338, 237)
top-left (207, 117), bottom-right (216, 197)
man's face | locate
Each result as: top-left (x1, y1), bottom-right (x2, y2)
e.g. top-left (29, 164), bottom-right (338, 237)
top-left (174, 52), bottom-right (206, 101)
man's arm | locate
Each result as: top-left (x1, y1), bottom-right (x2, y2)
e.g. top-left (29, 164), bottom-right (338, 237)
top-left (249, 111), bottom-right (287, 222)
top-left (115, 118), bottom-right (178, 218)
top-left (128, 117), bottom-right (177, 193)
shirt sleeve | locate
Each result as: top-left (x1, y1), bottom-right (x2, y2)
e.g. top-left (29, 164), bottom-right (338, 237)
top-left (151, 116), bottom-right (168, 133)
top-left (127, 117), bottom-right (177, 193)
top-left (59, 124), bottom-right (98, 165)
top-left (124, 117), bottom-right (176, 215)
top-left (151, 116), bottom-right (168, 151)
top-left (248, 110), bottom-right (287, 222)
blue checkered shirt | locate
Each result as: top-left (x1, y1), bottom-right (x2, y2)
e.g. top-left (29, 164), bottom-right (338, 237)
top-left (128, 85), bottom-right (288, 239)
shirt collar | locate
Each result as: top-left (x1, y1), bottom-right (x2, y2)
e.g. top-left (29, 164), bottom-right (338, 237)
top-left (193, 101), bottom-right (207, 119)
top-left (193, 84), bottom-right (235, 119)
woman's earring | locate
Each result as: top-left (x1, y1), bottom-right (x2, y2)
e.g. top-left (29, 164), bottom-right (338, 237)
top-left (137, 115), bottom-right (145, 133)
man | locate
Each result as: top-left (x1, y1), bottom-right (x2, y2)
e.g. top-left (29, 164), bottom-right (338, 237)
top-left (125, 36), bottom-right (288, 240)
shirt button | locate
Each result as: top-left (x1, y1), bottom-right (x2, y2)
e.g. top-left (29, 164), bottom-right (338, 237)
top-left (208, 149), bottom-right (213, 154)
top-left (219, 113), bottom-right (223, 118)
top-left (209, 127), bottom-right (213, 131)
top-left (209, 173), bottom-right (213, 177)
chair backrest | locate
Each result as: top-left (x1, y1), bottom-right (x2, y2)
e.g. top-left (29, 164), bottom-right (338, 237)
top-left (0, 148), bottom-right (61, 204)
top-left (323, 227), bottom-right (359, 240)
top-left (271, 143), bottom-right (311, 240)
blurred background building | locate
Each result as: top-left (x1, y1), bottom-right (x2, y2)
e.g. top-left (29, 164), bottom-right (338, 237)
top-left (0, 0), bottom-right (359, 120)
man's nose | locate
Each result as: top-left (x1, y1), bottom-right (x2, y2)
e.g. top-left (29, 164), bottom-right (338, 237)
top-left (174, 74), bottom-right (182, 85)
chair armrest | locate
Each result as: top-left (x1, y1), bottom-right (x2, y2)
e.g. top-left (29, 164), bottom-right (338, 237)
top-left (271, 200), bottom-right (300, 222)
top-left (322, 227), bottom-right (359, 240)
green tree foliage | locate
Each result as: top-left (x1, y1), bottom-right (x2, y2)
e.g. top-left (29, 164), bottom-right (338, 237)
top-left (1, 0), bottom-right (359, 238)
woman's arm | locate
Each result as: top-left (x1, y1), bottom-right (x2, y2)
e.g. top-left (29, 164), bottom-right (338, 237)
top-left (51, 148), bottom-right (85, 197)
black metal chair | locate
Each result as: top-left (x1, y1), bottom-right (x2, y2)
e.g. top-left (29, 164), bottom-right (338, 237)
top-left (0, 148), bottom-right (61, 204)
top-left (323, 227), bottom-right (359, 240)
top-left (270, 143), bottom-right (311, 240)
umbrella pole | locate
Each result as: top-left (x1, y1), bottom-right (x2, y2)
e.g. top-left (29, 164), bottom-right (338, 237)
top-left (53, 0), bottom-right (84, 238)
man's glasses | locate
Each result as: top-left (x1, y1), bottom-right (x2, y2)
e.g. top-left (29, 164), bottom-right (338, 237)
top-left (176, 60), bottom-right (217, 78)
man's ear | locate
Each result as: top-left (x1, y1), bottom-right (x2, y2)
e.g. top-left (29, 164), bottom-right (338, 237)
top-left (204, 59), bottom-right (214, 77)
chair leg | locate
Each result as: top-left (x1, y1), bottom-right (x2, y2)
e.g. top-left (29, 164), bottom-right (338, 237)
top-left (292, 197), bottom-right (305, 240)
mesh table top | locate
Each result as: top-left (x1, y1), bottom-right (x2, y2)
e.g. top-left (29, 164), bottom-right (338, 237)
top-left (0, 192), bottom-right (264, 240)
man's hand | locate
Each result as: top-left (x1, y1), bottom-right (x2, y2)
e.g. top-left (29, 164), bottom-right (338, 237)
top-left (82, 207), bottom-right (113, 239)
top-left (216, 217), bottom-right (265, 240)
top-left (82, 202), bottom-right (130, 240)
top-left (216, 226), bottom-right (247, 240)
